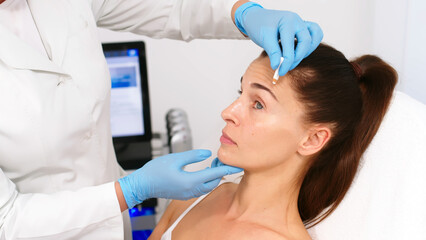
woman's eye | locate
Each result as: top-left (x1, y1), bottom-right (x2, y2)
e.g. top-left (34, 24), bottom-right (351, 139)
top-left (254, 101), bottom-right (264, 109)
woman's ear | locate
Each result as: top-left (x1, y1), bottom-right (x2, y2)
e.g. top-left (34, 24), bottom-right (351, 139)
top-left (297, 126), bottom-right (331, 156)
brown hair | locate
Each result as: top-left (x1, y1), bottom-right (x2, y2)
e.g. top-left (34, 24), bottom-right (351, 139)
top-left (278, 44), bottom-right (397, 227)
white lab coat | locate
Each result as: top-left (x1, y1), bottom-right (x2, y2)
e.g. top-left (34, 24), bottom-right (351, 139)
top-left (0, 0), bottom-right (243, 239)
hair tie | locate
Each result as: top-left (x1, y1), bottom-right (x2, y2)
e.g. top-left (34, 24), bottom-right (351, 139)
top-left (350, 62), bottom-right (363, 80)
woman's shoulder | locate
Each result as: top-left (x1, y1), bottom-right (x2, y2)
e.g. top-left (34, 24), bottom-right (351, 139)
top-left (167, 181), bottom-right (238, 225)
top-left (148, 197), bottom-right (198, 239)
top-left (165, 197), bottom-right (197, 226)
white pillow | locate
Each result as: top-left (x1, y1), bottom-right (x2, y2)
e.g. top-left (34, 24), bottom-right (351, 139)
top-left (310, 91), bottom-right (426, 240)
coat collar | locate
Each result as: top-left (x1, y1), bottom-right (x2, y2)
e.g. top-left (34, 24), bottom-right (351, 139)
top-left (0, 0), bottom-right (69, 75)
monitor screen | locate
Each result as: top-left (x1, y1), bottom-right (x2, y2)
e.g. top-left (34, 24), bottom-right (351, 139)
top-left (102, 42), bottom-right (152, 143)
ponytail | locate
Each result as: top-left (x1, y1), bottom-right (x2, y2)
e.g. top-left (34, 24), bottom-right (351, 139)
top-left (354, 55), bottom-right (398, 152)
top-left (286, 45), bottom-right (398, 227)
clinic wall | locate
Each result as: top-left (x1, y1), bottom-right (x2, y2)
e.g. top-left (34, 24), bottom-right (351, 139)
top-left (98, 0), bottom-right (425, 170)
top-left (400, 0), bottom-right (426, 104)
top-left (371, 0), bottom-right (426, 104)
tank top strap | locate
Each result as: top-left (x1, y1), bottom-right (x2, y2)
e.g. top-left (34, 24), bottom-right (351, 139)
top-left (161, 180), bottom-right (229, 240)
top-left (166, 193), bottom-right (208, 232)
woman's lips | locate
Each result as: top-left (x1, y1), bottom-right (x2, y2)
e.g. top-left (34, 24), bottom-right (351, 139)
top-left (220, 131), bottom-right (237, 145)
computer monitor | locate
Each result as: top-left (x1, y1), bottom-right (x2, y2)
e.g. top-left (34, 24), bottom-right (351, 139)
top-left (102, 41), bottom-right (152, 169)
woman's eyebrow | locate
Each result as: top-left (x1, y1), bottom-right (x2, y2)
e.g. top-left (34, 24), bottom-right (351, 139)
top-left (250, 82), bottom-right (278, 101)
top-left (241, 77), bottom-right (278, 102)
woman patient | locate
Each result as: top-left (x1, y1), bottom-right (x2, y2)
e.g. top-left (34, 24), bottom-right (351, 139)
top-left (149, 43), bottom-right (397, 240)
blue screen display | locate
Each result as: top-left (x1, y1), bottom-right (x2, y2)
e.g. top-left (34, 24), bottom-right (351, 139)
top-left (104, 49), bottom-right (145, 138)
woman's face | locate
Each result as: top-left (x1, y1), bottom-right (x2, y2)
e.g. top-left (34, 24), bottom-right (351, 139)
top-left (218, 55), bottom-right (308, 172)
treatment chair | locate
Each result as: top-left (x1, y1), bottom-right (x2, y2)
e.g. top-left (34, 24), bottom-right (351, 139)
top-left (309, 91), bottom-right (426, 240)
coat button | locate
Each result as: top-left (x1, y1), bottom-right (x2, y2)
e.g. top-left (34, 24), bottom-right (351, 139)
top-left (57, 76), bottom-right (71, 86)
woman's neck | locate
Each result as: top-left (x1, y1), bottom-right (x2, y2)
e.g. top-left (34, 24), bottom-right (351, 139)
top-left (225, 157), bottom-right (306, 228)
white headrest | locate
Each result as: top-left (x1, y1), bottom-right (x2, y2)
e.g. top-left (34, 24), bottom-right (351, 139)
top-left (309, 91), bottom-right (426, 239)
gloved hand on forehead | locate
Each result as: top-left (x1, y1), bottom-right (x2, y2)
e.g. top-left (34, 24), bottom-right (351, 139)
top-left (234, 2), bottom-right (323, 77)
top-left (118, 149), bottom-right (242, 209)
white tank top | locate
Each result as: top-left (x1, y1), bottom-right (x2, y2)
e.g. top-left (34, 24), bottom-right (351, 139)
top-left (160, 181), bottom-right (227, 240)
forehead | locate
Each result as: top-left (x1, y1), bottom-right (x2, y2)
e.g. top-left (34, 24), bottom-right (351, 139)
top-left (242, 55), bottom-right (290, 94)
top-left (242, 55), bottom-right (307, 116)
top-left (243, 55), bottom-right (275, 86)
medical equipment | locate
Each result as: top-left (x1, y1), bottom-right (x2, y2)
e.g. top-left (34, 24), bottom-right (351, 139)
top-left (166, 109), bottom-right (193, 153)
top-left (167, 116), bottom-right (188, 131)
top-left (273, 57), bottom-right (284, 84)
top-left (170, 123), bottom-right (190, 136)
top-left (102, 41), bottom-right (153, 170)
top-left (166, 108), bottom-right (188, 122)
top-left (170, 131), bottom-right (193, 153)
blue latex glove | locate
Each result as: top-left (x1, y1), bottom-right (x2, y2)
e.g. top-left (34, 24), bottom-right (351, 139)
top-left (235, 2), bottom-right (323, 76)
top-left (118, 149), bottom-right (243, 208)
top-left (211, 157), bottom-right (237, 169)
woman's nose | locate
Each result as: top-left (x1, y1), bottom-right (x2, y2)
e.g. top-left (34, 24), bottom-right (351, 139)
top-left (221, 99), bottom-right (242, 126)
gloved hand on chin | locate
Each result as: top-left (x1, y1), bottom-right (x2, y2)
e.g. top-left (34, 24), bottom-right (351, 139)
top-left (117, 149), bottom-right (242, 209)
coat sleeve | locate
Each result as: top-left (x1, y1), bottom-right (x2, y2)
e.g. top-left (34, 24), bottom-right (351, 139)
top-left (0, 169), bottom-right (123, 240)
top-left (89, 0), bottom-right (245, 41)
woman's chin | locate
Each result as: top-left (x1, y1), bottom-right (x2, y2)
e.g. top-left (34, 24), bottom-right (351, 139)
top-left (217, 148), bottom-right (240, 167)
